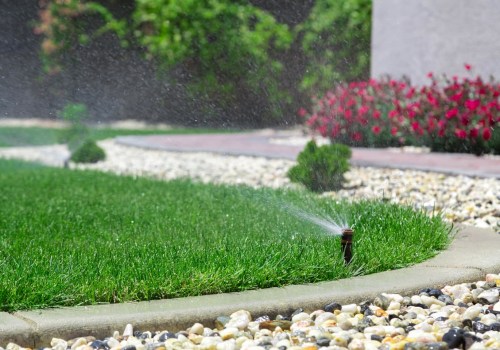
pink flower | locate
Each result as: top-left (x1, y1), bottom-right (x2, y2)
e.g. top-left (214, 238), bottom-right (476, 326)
top-left (483, 128), bottom-right (492, 141)
top-left (358, 105), bottom-right (370, 116)
top-left (465, 99), bottom-right (480, 111)
top-left (464, 63), bottom-right (472, 71)
top-left (455, 129), bottom-right (467, 139)
top-left (372, 125), bottom-right (381, 135)
top-left (391, 127), bottom-right (398, 136)
top-left (373, 110), bottom-right (381, 119)
top-left (446, 108), bottom-right (459, 119)
top-left (388, 110), bottom-right (398, 118)
top-left (318, 125), bottom-right (328, 137)
top-left (451, 92), bottom-right (463, 102)
top-left (297, 108), bottom-right (308, 117)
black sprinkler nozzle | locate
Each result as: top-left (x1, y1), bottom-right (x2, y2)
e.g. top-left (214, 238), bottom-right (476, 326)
top-left (341, 228), bottom-right (353, 265)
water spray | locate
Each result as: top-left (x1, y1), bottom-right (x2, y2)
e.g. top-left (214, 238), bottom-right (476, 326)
top-left (341, 228), bottom-right (353, 265)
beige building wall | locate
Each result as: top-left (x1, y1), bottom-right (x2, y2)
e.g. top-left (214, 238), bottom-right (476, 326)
top-left (371, 0), bottom-right (500, 85)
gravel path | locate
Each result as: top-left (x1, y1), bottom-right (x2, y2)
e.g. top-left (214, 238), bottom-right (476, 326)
top-left (0, 139), bottom-right (498, 231)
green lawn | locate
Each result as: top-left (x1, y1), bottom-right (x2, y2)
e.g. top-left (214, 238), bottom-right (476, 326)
top-left (0, 159), bottom-right (452, 311)
top-left (0, 126), bottom-right (233, 147)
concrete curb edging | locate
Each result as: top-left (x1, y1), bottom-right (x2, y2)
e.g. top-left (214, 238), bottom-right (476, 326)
top-left (1, 225), bottom-right (499, 348)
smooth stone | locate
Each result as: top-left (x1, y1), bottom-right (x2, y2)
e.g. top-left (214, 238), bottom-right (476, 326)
top-left (324, 302), bottom-right (342, 313)
top-left (472, 322), bottom-right (490, 333)
top-left (341, 304), bottom-right (358, 314)
top-left (374, 294), bottom-right (390, 310)
top-left (437, 295), bottom-right (453, 305)
top-left (314, 312), bottom-right (335, 327)
top-left (219, 328), bottom-right (239, 341)
top-left (314, 337), bottom-right (330, 347)
top-left (123, 324), bottom-right (134, 338)
top-left (158, 332), bottom-right (176, 342)
top-left (259, 320), bottom-right (292, 331)
top-left (477, 289), bottom-right (500, 304)
top-left (443, 328), bottom-right (465, 349)
top-left (254, 316), bottom-right (270, 323)
top-left (121, 346), bottom-right (136, 350)
top-left (189, 323), bottom-right (204, 335)
top-left (290, 308), bottom-right (304, 318)
top-left (403, 342), bottom-right (448, 350)
top-left (291, 312), bottom-right (310, 323)
top-left (463, 305), bottom-right (483, 320)
top-left (90, 340), bottom-right (108, 350)
top-left (215, 316), bottom-right (231, 330)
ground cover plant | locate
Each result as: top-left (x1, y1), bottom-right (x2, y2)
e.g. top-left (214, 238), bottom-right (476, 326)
top-left (0, 158), bottom-right (452, 311)
top-left (300, 65), bottom-right (500, 155)
top-left (0, 126), bottom-right (234, 148)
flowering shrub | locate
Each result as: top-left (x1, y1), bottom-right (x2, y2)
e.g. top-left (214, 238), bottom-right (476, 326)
top-left (300, 65), bottom-right (499, 155)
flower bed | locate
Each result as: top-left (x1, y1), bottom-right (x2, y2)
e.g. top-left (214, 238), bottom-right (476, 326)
top-left (300, 65), bottom-right (500, 155)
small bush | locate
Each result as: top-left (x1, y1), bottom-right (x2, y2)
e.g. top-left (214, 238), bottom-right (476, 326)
top-left (70, 139), bottom-right (105, 163)
top-left (288, 140), bottom-right (351, 192)
top-left (58, 103), bottom-right (90, 151)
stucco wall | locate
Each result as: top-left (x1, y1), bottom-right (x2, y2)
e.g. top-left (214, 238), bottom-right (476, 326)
top-left (371, 0), bottom-right (500, 85)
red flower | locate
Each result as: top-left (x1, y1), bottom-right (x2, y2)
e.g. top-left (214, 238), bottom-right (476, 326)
top-left (388, 110), bottom-right (398, 118)
top-left (344, 109), bottom-right (353, 119)
top-left (372, 125), bottom-right (381, 135)
top-left (451, 92), bottom-right (463, 102)
top-left (446, 108), bottom-right (458, 119)
top-left (391, 127), bottom-right (398, 136)
top-left (298, 108), bottom-right (308, 117)
top-left (373, 110), bottom-right (381, 119)
top-left (464, 63), bottom-right (472, 71)
top-left (352, 132), bottom-right (363, 142)
top-left (358, 105), bottom-right (370, 116)
top-left (318, 125), bottom-right (328, 137)
top-left (455, 129), bottom-right (467, 139)
top-left (469, 128), bottom-right (479, 138)
top-left (427, 72), bottom-right (433, 79)
top-left (465, 99), bottom-right (480, 111)
top-left (483, 128), bottom-right (492, 141)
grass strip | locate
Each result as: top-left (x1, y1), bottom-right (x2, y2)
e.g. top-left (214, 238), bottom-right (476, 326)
top-left (0, 159), bottom-right (452, 311)
top-left (0, 126), bottom-right (233, 148)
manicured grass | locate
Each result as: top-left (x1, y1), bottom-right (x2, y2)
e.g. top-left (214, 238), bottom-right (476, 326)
top-left (0, 126), bottom-right (233, 147)
top-left (0, 159), bottom-right (453, 311)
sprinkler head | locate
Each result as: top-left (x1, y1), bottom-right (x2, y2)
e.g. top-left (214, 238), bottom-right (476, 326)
top-left (341, 228), bottom-right (353, 265)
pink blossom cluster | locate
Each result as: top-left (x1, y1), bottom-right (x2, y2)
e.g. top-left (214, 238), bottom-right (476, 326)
top-left (300, 65), bottom-right (499, 154)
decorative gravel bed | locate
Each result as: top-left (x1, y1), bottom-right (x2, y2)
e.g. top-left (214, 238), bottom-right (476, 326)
top-left (0, 139), bottom-right (498, 231)
top-left (3, 274), bottom-right (500, 350)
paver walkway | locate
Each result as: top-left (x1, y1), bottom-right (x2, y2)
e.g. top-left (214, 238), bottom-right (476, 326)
top-left (116, 130), bottom-right (500, 179)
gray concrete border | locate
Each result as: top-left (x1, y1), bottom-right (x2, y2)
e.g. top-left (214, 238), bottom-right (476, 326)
top-left (2, 225), bottom-right (499, 348)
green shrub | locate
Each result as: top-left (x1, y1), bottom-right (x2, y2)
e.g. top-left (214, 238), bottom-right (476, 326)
top-left (297, 0), bottom-right (371, 95)
top-left (288, 140), bottom-right (351, 192)
top-left (70, 139), bottom-right (105, 163)
top-left (58, 103), bottom-right (90, 151)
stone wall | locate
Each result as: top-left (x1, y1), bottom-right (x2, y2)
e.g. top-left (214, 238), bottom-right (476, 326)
top-left (371, 0), bottom-right (500, 85)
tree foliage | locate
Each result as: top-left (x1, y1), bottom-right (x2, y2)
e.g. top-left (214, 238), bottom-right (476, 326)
top-left (35, 0), bottom-right (372, 126)
top-left (297, 0), bottom-right (372, 95)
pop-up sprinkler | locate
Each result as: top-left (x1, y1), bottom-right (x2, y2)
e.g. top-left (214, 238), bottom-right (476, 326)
top-left (341, 228), bottom-right (353, 264)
